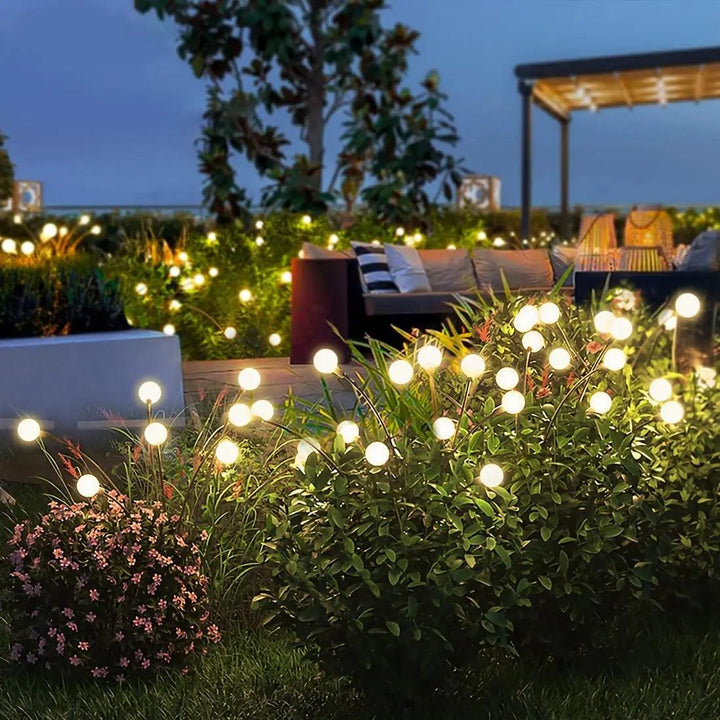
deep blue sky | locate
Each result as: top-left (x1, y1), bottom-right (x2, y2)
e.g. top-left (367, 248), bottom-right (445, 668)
top-left (2, 0), bottom-right (719, 207)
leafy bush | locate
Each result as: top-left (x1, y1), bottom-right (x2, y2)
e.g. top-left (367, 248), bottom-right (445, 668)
top-left (7, 492), bottom-right (221, 679)
top-left (252, 287), bottom-right (719, 708)
top-left (0, 257), bottom-right (128, 338)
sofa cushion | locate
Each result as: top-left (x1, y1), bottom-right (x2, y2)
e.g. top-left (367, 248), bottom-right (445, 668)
top-left (473, 249), bottom-right (554, 292)
top-left (550, 245), bottom-right (577, 286)
top-left (350, 242), bottom-right (398, 294)
top-left (363, 291), bottom-right (474, 316)
top-left (418, 249), bottom-right (476, 292)
top-left (678, 231), bottom-right (720, 271)
top-left (301, 242), bottom-right (353, 259)
top-left (385, 244), bottom-right (432, 293)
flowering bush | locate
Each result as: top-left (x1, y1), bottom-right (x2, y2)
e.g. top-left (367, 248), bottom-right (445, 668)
top-left (7, 491), bottom-right (220, 680)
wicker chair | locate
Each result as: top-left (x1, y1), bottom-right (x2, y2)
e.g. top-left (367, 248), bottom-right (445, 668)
top-left (576, 213), bottom-right (617, 271)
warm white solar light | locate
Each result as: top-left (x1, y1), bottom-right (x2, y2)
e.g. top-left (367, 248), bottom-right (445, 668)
top-left (268, 333), bottom-right (281, 347)
top-left (144, 422), bottom-right (168, 446)
top-left (660, 400), bottom-right (684, 424)
top-left (207, 231), bottom-right (217, 242)
top-left (538, 302), bottom-right (560, 325)
top-left (1, 238), bottom-right (17, 254)
top-left (90, 225), bottom-right (102, 236)
top-left (479, 463), bottom-right (504, 487)
top-left (313, 348), bottom-right (339, 374)
top-left (501, 390), bottom-right (525, 414)
top-left (169, 299), bottom-right (182, 311)
top-left (239, 289), bottom-right (253, 303)
top-left (495, 367), bottom-right (519, 390)
top-left (593, 310), bottom-right (615, 334)
top-left (432, 417), bottom-right (456, 440)
top-left (135, 282), bottom-right (148, 296)
top-left (228, 402), bottom-right (252, 427)
top-left (224, 326), bottom-right (237, 340)
top-left (169, 266), bottom-right (181, 278)
top-left (238, 367), bottom-right (261, 390)
top-left (609, 316), bottom-right (633, 341)
top-left (40, 223), bottom-right (58, 241)
top-left (255, 236), bottom-right (265, 247)
top-left (446, 243), bottom-right (456, 250)
top-left (674, 292), bottom-right (701, 319)
top-left (79, 214), bottom-right (91, 226)
top-left (648, 378), bottom-right (672, 403)
top-left (328, 233), bottom-right (339, 246)
top-left (193, 273), bottom-right (205, 286)
top-left (59, 226), bottom-right (68, 237)
top-left (215, 439), bottom-right (240, 465)
top-left (20, 241), bottom-right (34, 255)
top-left (13, 213), bottom-right (22, 224)
top-left (460, 353), bottom-right (485, 379)
top-left (658, 308), bottom-right (677, 331)
top-left (395, 226), bottom-right (405, 237)
top-left (16, 418), bottom-right (41, 442)
top-left (255, 220), bottom-right (264, 230)
top-left (301, 214), bottom-right (312, 225)
top-left (162, 324), bottom-right (175, 336)
top-left (388, 359), bottom-right (414, 385)
top-left (602, 348), bottom-right (627, 371)
top-left (280, 270), bottom-right (292, 284)
top-left (178, 251), bottom-right (189, 263)
top-left (365, 441), bottom-right (390, 467)
top-left (416, 345), bottom-right (443, 371)
top-left (336, 420), bottom-right (360, 443)
top-left (209, 267), bottom-right (219, 277)
top-left (478, 231), bottom-right (487, 241)
top-left (138, 381), bottom-right (162, 405)
top-left (548, 347), bottom-right (571, 371)
top-left (521, 330), bottom-right (545, 353)
top-left (589, 391), bottom-right (612, 414)
top-left (251, 399), bottom-right (274, 421)
top-left (76, 474), bottom-right (100, 498)
top-left (513, 305), bottom-right (539, 333)
top-left (492, 237), bottom-right (506, 248)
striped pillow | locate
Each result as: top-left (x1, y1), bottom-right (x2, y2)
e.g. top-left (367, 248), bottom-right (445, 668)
top-left (350, 242), bottom-right (398, 294)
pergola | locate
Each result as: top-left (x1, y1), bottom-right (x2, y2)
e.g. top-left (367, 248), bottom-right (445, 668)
top-left (514, 45), bottom-right (720, 240)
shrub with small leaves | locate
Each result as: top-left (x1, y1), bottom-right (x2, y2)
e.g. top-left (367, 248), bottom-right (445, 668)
top-left (7, 492), bottom-right (220, 680)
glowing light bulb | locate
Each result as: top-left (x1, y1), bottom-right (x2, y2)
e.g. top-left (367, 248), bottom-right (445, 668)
top-left (215, 439), bottom-right (240, 465)
top-left (162, 324), bottom-right (175, 336)
top-left (674, 292), bottom-right (701, 319)
top-left (336, 420), bottom-right (360, 443)
top-left (1, 238), bottom-right (17, 254)
top-left (76, 474), bottom-right (100, 498)
top-left (251, 399), bottom-right (274, 421)
top-left (660, 400), bottom-right (684, 424)
top-left (460, 354), bottom-right (485, 379)
top-left (193, 273), bottom-right (205, 286)
top-left (20, 241), bottom-right (34, 255)
top-left (513, 305), bottom-right (539, 333)
top-left (388, 359), bottom-right (414, 385)
top-left (144, 422), bottom-right (168, 446)
top-left (239, 289), bottom-right (253, 303)
top-left (138, 381), bottom-right (162, 405)
top-left (40, 223), bottom-right (58, 241)
top-left (416, 345), bottom-right (443, 371)
top-left (13, 214), bottom-right (22, 224)
top-left (280, 271), bottom-right (292, 284)
top-left (224, 326), bottom-right (237, 340)
top-left (589, 391), bottom-right (612, 414)
top-left (365, 441), bottom-right (390, 467)
top-left (501, 390), bottom-right (525, 414)
top-left (328, 233), bottom-right (339, 246)
top-left (492, 237), bottom-right (506, 248)
top-left (90, 225), bottom-right (102, 236)
top-left (446, 243), bottom-right (456, 250)
top-left (593, 311), bottom-right (615, 334)
top-left (238, 367), bottom-right (261, 391)
top-left (228, 403), bottom-right (252, 427)
top-left (609, 316), bottom-right (633, 341)
top-left (206, 231), bottom-right (217, 243)
top-left (521, 330), bottom-right (545, 353)
top-left (16, 418), bottom-right (41, 442)
top-left (169, 266), bottom-right (181, 278)
top-left (602, 348), bottom-right (627, 371)
top-left (208, 267), bottom-right (219, 278)
top-left (648, 378), bottom-right (672, 403)
top-left (478, 231), bottom-right (488, 241)
top-left (313, 348), bottom-right (339, 374)
top-left (268, 333), bottom-right (281, 346)
top-left (301, 215), bottom-right (312, 226)
top-left (79, 214), bottom-right (90, 225)
top-left (297, 439), bottom-right (319, 460)
top-left (495, 367), bottom-right (519, 390)
top-left (432, 417), bottom-right (456, 440)
top-left (59, 226), bottom-right (68, 237)
top-left (479, 463), bottom-right (503, 487)
top-left (169, 299), bottom-right (182, 311)
top-left (255, 236), bottom-right (265, 247)
top-left (255, 220), bottom-right (264, 230)
top-left (178, 251), bottom-right (189, 263)
top-left (538, 302), bottom-right (560, 325)
top-left (548, 348), bottom-right (571, 371)
top-left (395, 227), bottom-right (405, 237)
top-left (135, 282), bottom-right (148, 296)
top-left (658, 308), bottom-right (676, 331)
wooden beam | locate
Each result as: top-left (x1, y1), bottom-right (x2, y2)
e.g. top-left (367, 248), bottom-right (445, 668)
top-left (532, 81), bottom-right (570, 120)
top-left (615, 72), bottom-right (633, 108)
top-left (695, 64), bottom-right (706, 102)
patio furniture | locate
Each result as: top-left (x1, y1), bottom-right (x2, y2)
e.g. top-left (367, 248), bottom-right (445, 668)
top-left (576, 213), bottom-right (617, 271)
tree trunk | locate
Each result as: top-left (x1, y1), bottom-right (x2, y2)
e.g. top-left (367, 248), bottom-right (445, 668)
top-left (306, 0), bottom-right (326, 193)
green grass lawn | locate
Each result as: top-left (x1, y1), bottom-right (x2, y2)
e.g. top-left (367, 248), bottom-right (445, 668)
top-left (1, 613), bottom-right (719, 720)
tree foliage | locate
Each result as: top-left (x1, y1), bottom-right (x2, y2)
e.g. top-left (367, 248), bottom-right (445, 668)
top-left (134, 0), bottom-right (464, 223)
top-left (0, 134), bottom-right (14, 204)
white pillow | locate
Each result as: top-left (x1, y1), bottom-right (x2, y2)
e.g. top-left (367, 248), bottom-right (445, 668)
top-left (385, 244), bottom-right (432, 293)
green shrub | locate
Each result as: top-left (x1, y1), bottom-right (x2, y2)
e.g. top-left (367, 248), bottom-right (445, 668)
top-left (252, 287), bottom-right (719, 709)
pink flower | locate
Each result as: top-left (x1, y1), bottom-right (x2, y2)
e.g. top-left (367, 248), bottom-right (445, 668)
top-left (141, 659), bottom-right (151, 670)
top-left (91, 667), bottom-right (109, 678)
top-left (89, 589), bottom-right (100, 601)
top-left (62, 608), bottom-right (74, 619)
top-left (69, 655), bottom-right (81, 666)
top-left (119, 657), bottom-right (130, 668)
top-left (115, 631), bottom-right (124, 642)
top-left (85, 613), bottom-right (96, 623)
top-left (78, 641), bottom-right (90, 651)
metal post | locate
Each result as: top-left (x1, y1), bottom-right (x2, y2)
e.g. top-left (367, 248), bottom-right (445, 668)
top-left (560, 116), bottom-right (570, 240)
top-left (519, 81), bottom-right (533, 243)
